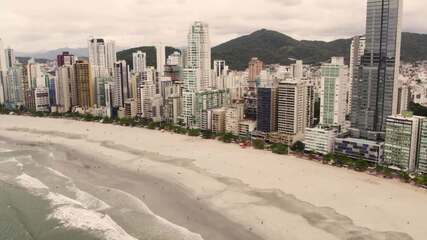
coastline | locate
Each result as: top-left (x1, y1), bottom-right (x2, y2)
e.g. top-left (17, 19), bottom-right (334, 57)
top-left (1, 115), bottom-right (426, 240)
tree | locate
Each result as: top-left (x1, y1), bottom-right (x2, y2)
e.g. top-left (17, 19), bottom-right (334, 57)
top-left (323, 153), bottom-right (334, 164)
top-left (188, 129), bottom-right (201, 137)
top-left (147, 122), bottom-right (157, 129)
top-left (201, 130), bottom-right (215, 139)
top-left (252, 139), bottom-right (265, 150)
top-left (271, 143), bottom-right (288, 155)
top-left (383, 167), bottom-right (393, 178)
top-left (353, 159), bottom-right (369, 172)
top-left (220, 132), bottom-right (235, 143)
top-left (415, 174), bottom-right (427, 186)
top-left (291, 141), bottom-right (305, 152)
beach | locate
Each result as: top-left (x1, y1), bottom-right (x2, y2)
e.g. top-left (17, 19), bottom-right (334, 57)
top-left (0, 115), bottom-right (426, 240)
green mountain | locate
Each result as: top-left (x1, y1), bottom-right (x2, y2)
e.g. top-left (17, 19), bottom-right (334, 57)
top-left (211, 29), bottom-right (427, 70)
top-left (117, 46), bottom-right (180, 69)
top-left (116, 29), bottom-right (427, 71)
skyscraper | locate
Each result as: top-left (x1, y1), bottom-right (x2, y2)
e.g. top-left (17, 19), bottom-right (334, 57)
top-left (186, 21), bottom-right (211, 91)
top-left (88, 38), bottom-right (116, 105)
top-left (156, 44), bottom-right (166, 76)
top-left (351, 0), bottom-right (403, 138)
top-left (57, 51), bottom-right (75, 67)
top-left (256, 87), bottom-right (277, 133)
top-left (213, 60), bottom-right (228, 89)
top-left (56, 65), bottom-right (74, 112)
top-left (0, 38), bottom-right (7, 104)
top-left (277, 80), bottom-right (314, 144)
top-left (74, 60), bottom-right (92, 108)
top-left (5, 48), bottom-right (16, 69)
top-left (113, 60), bottom-right (129, 108)
top-left (292, 60), bottom-right (304, 81)
top-left (320, 57), bottom-right (348, 128)
top-left (348, 36), bottom-right (366, 114)
top-left (248, 57), bottom-right (263, 89)
top-left (132, 51), bottom-right (146, 73)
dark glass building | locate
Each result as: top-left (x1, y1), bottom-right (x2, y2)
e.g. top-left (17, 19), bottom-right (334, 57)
top-left (351, 0), bottom-right (402, 138)
top-left (256, 87), bottom-right (277, 133)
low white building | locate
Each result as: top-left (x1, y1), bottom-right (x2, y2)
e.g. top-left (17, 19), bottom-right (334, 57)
top-left (304, 127), bottom-right (338, 155)
top-left (35, 87), bottom-right (50, 112)
top-left (225, 104), bottom-right (244, 135)
top-left (239, 120), bottom-right (256, 138)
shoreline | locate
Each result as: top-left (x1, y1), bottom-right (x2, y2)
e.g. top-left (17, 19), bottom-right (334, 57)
top-left (3, 112), bottom-right (425, 190)
top-left (1, 115), bottom-right (427, 240)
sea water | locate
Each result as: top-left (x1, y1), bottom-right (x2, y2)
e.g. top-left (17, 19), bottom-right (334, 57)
top-left (0, 142), bottom-right (203, 240)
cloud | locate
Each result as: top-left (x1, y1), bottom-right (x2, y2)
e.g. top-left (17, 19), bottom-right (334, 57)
top-left (0, 0), bottom-right (425, 52)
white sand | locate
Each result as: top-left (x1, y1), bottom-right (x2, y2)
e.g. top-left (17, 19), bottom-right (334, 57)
top-left (1, 115), bottom-right (426, 240)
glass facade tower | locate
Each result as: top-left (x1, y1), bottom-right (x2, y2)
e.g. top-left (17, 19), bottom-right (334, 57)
top-left (351, 0), bottom-right (403, 137)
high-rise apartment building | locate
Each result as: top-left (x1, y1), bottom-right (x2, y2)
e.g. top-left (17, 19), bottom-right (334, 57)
top-left (384, 114), bottom-right (423, 172)
top-left (0, 38), bottom-right (7, 104)
top-left (132, 51), bottom-right (146, 73)
top-left (56, 65), bottom-right (74, 112)
top-left (5, 48), bottom-right (16, 69)
top-left (277, 80), bottom-right (314, 143)
top-left (320, 57), bottom-right (349, 128)
top-left (34, 87), bottom-right (50, 112)
top-left (213, 60), bottom-right (228, 89)
top-left (156, 44), bottom-right (166, 76)
top-left (351, 0), bottom-right (403, 138)
top-left (348, 36), bottom-right (366, 114)
top-left (88, 38), bottom-right (116, 105)
top-left (57, 51), bottom-right (75, 67)
top-left (292, 60), bottom-right (303, 81)
top-left (256, 87), bottom-right (277, 133)
top-left (74, 60), bottom-right (92, 108)
top-left (167, 51), bottom-right (182, 66)
top-left (186, 21), bottom-right (211, 91)
top-left (113, 60), bottom-right (129, 108)
top-left (248, 57), bottom-right (263, 89)
top-left (4, 65), bottom-right (25, 106)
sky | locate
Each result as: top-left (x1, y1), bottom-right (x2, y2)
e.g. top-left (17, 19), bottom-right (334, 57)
top-left (1, 0), bottom-right (426, 53)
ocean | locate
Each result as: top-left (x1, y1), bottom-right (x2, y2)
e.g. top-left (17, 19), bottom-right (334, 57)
top-left (0, 140), bottom-right (203, 240)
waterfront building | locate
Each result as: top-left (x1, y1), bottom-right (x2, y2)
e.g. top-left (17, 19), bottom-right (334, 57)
top-left (124, 98), bottom-right (138, 118)
top-left (304, 127), bottom-right (338, 155)
top-left (225, 104), bottom-right (244, 135)
top-left (320, 57), bottom-right (348, 128)
top-left (348, 36), bottom-right (366, 114)
top-left (0, 38), bottom-right (6, 104)
top-left (276, 80), bottom-right (314, 144)
top-left (56, 65), bottom-right (74, 112)
top-left (417, 119), bottom-right (427, 174)
top-left (256, 87), bottom-right (277, 133)
top-left (239, 120), bottom-right (256, 139)
top-left (34, 87), bottom-right (50, 112)
top-left (209, 108), bottom-right (226, 133)
top-left (384, 114), bottom-right (424, 172)
top-left (351, 0), bottom-right (403, 138)
top-left (113, 60), bottom-right (129, 108)
top-left (334, 137), bottom-right (384, 163)
top-left (74, 60), bottom-right (92, 108)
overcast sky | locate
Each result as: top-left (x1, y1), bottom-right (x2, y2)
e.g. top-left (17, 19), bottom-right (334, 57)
top-left (1, 0), bottom-right (426, 52)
